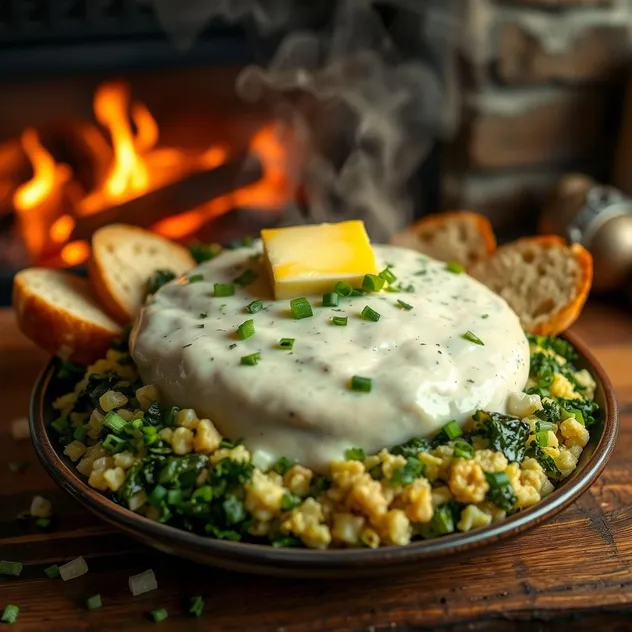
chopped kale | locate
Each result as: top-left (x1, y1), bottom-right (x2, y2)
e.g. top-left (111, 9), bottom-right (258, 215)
top-left (470, 411), bottom-right (530, 463)
top-left (559, 397), bottom-right (600, 428)
top-left (209, 458), bottom-right (254, 497)
top-left (391, 437), bottom-right (431, 458)
top-left (535, 400), bottom-right (563, 423)
top-left (144, 401), bottom-right (163, 427)
top-left (485, 472), bottom-right (517, 512)
top-left (74, 373), bottom-right (120, 412)
top-left (526, 443), bottom-right (562, 480)
top-left (56, 360), bottom-right (85, 382)
top-left (527, 333), bottom-right (578, 363)
top-left (146, 269), bottom-right (176, 296)
top-left (158, 454), bottom-right (209, 488)
top-left (223, 496), bottom-right (247, 524)
top-left (272, 456), bottom-right (292, 475)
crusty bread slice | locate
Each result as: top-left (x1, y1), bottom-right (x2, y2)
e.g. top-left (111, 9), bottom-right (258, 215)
top-left (389, 211), bottom-right (497, 267)
top-left (469, 236), bottom-right (593, 336)
top-left (88, 224), bottom-right (195, 324)
top-left (13, 268), bottom-right (122, 364)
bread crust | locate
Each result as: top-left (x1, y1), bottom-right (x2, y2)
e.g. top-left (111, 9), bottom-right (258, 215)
top-left (13, 270), bottom-right (121, 364)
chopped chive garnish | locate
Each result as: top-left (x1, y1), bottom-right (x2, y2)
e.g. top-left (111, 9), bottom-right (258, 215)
top-left (453, 441), bottom-right (474, 459)
top-left (1, 605), bottom-right (19, 624)
top-left (391, 456), bottom-right (424, 485)
top-left (345, 447), bottom-right (366, 461)
top-left (486, 471), bottom-right (511, 489)
top-left (537, 421), bottom-right (555, 432)
top-left (86, 594), bottom-right (102, 610)
top-left (273, 456), bottom-right (292, 475)
top-left (241, 352), bottom-right (261, 366)
top-left (462, 331), bottom-right (484, 345)
top-left (214, 283), bottom-right (235, 297)
top-left (35, 518), bottom-right (52, 530)
top-left (50, 417), bottom-right (69, 434)
top-left (73, 425), bottom-right (87, 442)
top-left (396, 300), bottom-right (413, 311)
top-left (102, 434), bottom-right (127, 453)
top-left (0, 560), bottom-right (22, 577)
top-left (279, 338), bottom-right (295, 350)
top-left (281, 493), bottom-right (302, 511)
top-left (189, 596), bottom-right (205, 617)
top-left (362, 274), bottom-right (385, 292)
top-left (234, 268), bottom-right (257, 286)
top-left (229, 343), bottom-right (237, 349)
top-left (442, 420), bottom-right (462, 440)
top-left (44, 564), bottom-right (60, 579)
top-left (350, 289), bottom-right (367, 297)
top-left (103, 411), bottom-right (127, 435)
top-left (236, 319), bottom-right (255, 340)
top-left (246, 300), bottom-right (263, 314)
top-left (536, 431), bottom-right (549, 447)
top-left (188, 274), bottom-right (205, 283)
top-left (379, 267), bottom-right (397, 284)
top-left (200, 312), bottom-right (208, 318)
top-left (567, 409), bottom-right (585, 425)
top-left (290, 297), bottom-right (313, 320)
top-left (350, 376), bottom-right (372, 393)
top-left (192, 486), bottom-right (213, 503)
top-left (8, 460), bottom-right (29, 473)
top-left (332, 316), bottom-right (348, 326)
top-left (446, 261), bottom-right (465, 274)
top-left (361, 306), bottom-right (380, 322)
top-left (431, 505), bottom-right (454, 536)
top-left (322, 292), bottom-right (339, 307)
top-left (334, 281), bottom-right (353, 297)
top-left (148, 484), bottom-right (168, 506)
top-left (481, 314), bottom-right (489, 319)
top-left (149, 608), bottom-right (168, 623)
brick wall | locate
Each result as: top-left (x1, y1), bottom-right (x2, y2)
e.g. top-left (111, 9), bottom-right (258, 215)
top-left (443, 0), bottom-right (632, 237)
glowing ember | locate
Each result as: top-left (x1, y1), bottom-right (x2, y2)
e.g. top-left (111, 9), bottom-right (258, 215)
top-left (60, 240), bottom-right (90, 266)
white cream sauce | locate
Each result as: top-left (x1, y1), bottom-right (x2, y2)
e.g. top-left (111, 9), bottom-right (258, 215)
top-left (130, 243), bottom-right (529, 473)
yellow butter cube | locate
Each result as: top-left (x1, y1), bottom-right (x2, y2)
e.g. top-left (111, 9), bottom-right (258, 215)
top-left (261, 221), bottom-right (378, 299)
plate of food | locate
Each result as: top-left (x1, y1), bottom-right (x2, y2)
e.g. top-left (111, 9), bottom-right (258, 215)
top-left (17, 214), bottom-right (618, 578)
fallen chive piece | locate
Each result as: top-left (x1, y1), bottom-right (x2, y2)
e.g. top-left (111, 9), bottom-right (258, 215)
top-left (279, 338), bottom-right (295, 350)
top-left (446, 260), bottom-right (465, 274)
top-left (379, 267), bottom-right (397, 284)
top-left (486, 471), bottom-right (511, 489)
top-left (102, 434), bottom-right (127, 453)
top-left (350, 376), bottom-right (372, 393)
top-left (35, 518), bottom-right (52, 530)
top-left (149, 608), bottom-right (168, 623)
top-left (536, 430), bottom-right (549, 447)
top-left (442, 420), bottom-right (463, 440)
top-left (453, 441), bottom-right (474, 459)
top-left (361, 306), bottom-right (380, 322)
top-left (397, 300), bottom-right (413, 311)
top-left (188, 274), bottom-right (205, 283)
top-left (200, 312), bottom-right (208, 318)
top-left (246, 300), bottom-right (263, 314)
top-left (362, 274), bottom-right (385, 292)
top-left (345, 447), bottom-right (366, 461)
top-left (214, 283), bottom-right (235, 297)
top-left (322, 292), bottom-right (339, 307)
top-left (44, 564), bottom-right (60, 579)
top-left (237, 319), bottom-right (255, 340)
top-left (481, 314), bottom-right (489, 319)
top-left (462, 331), bottom-right (484, 346)
top-left (332, 316), bottom-right (348, 327)
top-left (537, 421), bottom-right (555, 432)
top-left (86, 594), bottom-right (102, 610)
top-left (350, 289), bottom-right (367, 297)
top-left (103, 411), bottom-right (128, 435)
top-left (50, 417), bottom-right (69, 435)
top-left (234, 268), bottom-right (257, 286)
top-left (334, 281), bottom-right (353, 297)
top-left (73, 425), bottom-right (87, 442)
top-left (290, 297), bottom-right (313, 320)
top-left (1, 605), bottom-right (19, 624)
top-left (189, 596), bottom-right (205, 617)
top-left (8, 460), bottom-right (29, 473)
top-left (0, 560), bottom-right (22, 577)
top-left (241, 352), bottom-right (261, 366)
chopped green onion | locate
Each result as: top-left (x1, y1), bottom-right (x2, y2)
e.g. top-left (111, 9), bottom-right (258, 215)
top-left (50, 417), bottom-right (70, 435)
top-left (537, 421), bottom-right (555, 432)
top-left (361, 305), bottom-right (380, 322)
top-left (189, 596), bottom-right (205, 617)
top-left (486, 471), bottom-right (511, 489)
top-left (103, 411), bottom-right (128, 435)
top-left (379, 267), bottom-right (397, 284)
top-left (279, 338), bottom-right (294, 350)
top-left (290, 297), bottom-right (313, 320)
top-left (234, 268), bottom-right (257, 286)
top-left (322, 292), bottom-right (339, 307)
top-left (462, 331), bottom-right (484, 346)
top-left (0, 561), bottom-right (22, 577)
top-left (396, 300), bottom-right (413, 311)
top-left (86, 594), bottom-right (102, 610)
top-left (350, 289), bottom-right (367, 297)
top-left (148, 484), bottom-right (168, 506)
top-left (241, 352), bottom-right (261, 366)
top-left (35, 518), bottom-right (52, 530)
top-left (446, 260), bottom-right (465, 274)
top-left (1, 605), bottom-right (19, 624)
top-left (189, 242), bottom-right (221, 263)
top-left (246, 300), bottom-right (263, 314)
top-left (192, 486), bottom-right (213, 503)
top-left (332, 316), bottom-right (348, 326)
top-left (350, 376), bottom-right (372, 393)
top-left (273, 456), bottom-right (292, 475)
top-left (442, 420), bottom-right (463, 440)
top-left (536, 431), bottom-right (549, 447)
top-left (281, 493), bottom-right (301, 511)
top-left (453, 441), bottom-right (474, 459)
top-left (214, 283), bottom-right (235, 297)
top-left (391, 456), bottom-right (423, 485)
top-left (129, 569), bottom-right (157, 596)
top-left (102, 434), bottom-right (127, 453)
top-left (73, 426), bottom-right (87, 442)
top-left (362, 274), bottom-right (385, 292)
top-left (334, 281), bottom-right (353, 297)
top-left (8, 460), bottom-right (29, 473)
top-left (567, 409), bottom-right (585, 425)
top-left (430, 505), bottom-right (454, 535)
top-left (166, 489), bottom-right (182, 505)
top-left (149, 608), bottom-right (168, 623)
top-left (44, 564), bottom-right (60, 579)
top-left (236, 319), bottom-right (255, 340)
top-left (345, 447), bottom-right (366, 461)
top-left (188, 274), bottom-right (205, 283)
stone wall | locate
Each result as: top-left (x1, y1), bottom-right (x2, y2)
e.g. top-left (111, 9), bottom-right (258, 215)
top-left (443, 0), bottom-right (632, 236)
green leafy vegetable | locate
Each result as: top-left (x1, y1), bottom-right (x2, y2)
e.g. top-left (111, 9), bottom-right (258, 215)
top-left (391, 437), bottom-right (431, 458)
top-left (390, 457), bottom-right (423, 485)
top-left (470, 411), bottom-right (530, 463)
top-left (146, 269), bottom-right (176, 295)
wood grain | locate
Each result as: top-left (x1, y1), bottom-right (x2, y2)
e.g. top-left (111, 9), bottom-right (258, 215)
top-left (2, 303), bottom-right (632, 631)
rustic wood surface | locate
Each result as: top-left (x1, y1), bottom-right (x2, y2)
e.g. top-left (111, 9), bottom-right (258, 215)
top-left (2, 302), bottom-right (632, 632)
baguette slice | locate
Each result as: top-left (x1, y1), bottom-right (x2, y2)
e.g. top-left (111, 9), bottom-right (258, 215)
top-left (88, 224), bottom-right (196, 324)
top-left (389, 211), bottom-right (496, 267)
top-left (469, 236), bottom-right (593, 336)
top-left (13, 268), bottom-right (122, 364)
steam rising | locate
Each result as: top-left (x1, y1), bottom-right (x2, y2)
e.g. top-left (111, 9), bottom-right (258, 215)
top-left (143, 0), bottom-right (457, 241)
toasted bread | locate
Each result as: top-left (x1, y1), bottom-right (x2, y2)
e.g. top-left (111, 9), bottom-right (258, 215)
top-left (469, 236), bottom-right (593, 336)
top-left (13, 268), bottom-right (121, 364)
top-left (389, 211), bottom-right (496, 267)
top-left (88, 224), bottom-right (195, 324)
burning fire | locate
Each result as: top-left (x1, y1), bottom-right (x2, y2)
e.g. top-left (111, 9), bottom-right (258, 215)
top-left (10, 80), bottom-right (293, 267)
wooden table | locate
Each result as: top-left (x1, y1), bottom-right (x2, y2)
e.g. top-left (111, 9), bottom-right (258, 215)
top-left (2, 303), bottom-right (632, 632)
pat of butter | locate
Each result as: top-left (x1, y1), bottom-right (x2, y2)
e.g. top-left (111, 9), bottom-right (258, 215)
top-left (261, 221), bottom-right (378, 299)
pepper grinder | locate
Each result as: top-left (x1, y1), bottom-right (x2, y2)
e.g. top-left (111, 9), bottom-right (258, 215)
top-left (539, 174), bottom-right (632, 294)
